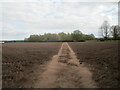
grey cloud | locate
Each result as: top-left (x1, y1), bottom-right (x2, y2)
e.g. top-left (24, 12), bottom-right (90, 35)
top-left (0, 1), bottom-right (118, 40)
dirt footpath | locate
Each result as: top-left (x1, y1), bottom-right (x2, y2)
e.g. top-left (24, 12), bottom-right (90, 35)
top-left (21, 42), bottom-right (97, 88)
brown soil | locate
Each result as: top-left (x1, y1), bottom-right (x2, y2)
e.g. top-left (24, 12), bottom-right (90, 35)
top-left (2, 42), bottom-right (62, 88)
top-left (69, 42), bottom-right (119, 88)
top-left (2, 42), bottom-right (119, 88)
top-left (20, 42), bottom-right (97, 88)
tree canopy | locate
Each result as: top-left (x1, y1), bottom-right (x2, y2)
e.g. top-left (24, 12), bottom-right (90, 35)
top-left (25, 30), bottom-right (95, 42)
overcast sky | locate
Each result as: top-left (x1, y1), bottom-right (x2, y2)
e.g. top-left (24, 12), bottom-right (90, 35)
top-left (0, 0), bottom-right (119, 40)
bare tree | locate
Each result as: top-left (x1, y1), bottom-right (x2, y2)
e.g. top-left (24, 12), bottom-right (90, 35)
top-left (100, 21), bottom-right (110, 39)
top-left (110, 25), bottom-right (120, 40)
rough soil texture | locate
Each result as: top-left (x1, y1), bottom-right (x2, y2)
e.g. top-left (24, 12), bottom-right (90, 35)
top-left (20, 42), bottom-right (97, 88)
top-left (2, 42), bottom-right (119, 88)
top-left (2, 42), bottom-right (62, 88)
top-left (0, 44), bottom-right (2, 89)
top-left (69, 42), bottom-right (119, 88)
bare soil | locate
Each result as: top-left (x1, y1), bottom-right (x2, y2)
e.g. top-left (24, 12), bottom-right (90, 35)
top-left (2, 42), bottom-right (98, 88)
top-left (69, 42), bottom-right (119, 88)
top-left (16, 43), bottom-right (97, 88)
top-left (2, 42), bottom-right (119, 88)
top-left (2, 42), bottom-right (62, 88)
top-left (20, 42), bottom-right (97, 88)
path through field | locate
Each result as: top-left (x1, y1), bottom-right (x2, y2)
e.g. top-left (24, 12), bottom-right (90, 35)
top-left (21, 42), bottom-right (97, 88)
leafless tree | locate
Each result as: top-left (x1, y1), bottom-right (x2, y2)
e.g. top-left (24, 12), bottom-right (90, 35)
top-left (100, 21), bottom-right (110, 39)
top-left (110, 25), bottom-right (120, 40)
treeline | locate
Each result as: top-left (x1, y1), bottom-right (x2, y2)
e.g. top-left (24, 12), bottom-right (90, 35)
top-left (25, 30), bottom-right (95, 42)
top-left (100, 21), bottom-right (120, 40)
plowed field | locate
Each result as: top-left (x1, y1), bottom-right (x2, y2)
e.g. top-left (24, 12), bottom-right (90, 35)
top-left (2, 42), bottom-right (62, 88)
top-left (69, 42), bottom-right (119, 88)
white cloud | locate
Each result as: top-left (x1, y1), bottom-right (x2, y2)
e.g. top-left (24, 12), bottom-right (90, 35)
top-left (0, 0), bottom-right (119, 2)
top-left (0, 1), bottom-right (118, 40)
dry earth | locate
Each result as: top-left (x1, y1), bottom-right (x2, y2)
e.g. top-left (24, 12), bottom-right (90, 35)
top-left (20, 42), bottom-right (97, 88)
top-left (2, 42), bottom-right (62, 88)
top-left (3, 42), bottom-right (117, 88)
top-left (69, 42), bottom-right (119, 88)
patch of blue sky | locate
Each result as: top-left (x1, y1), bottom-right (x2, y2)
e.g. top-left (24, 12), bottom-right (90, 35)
top-left (58, 0), bottom-right (64, 4)
top-left (113, 17), bottom-right (118, 23)
top-left (51, 0), bottom-right (64, 3)
top-left (102, 8), bottom-right (116, 13)
top-left (11, 23), bottom-right (23, 29)
top-left (56, 9), bottom-right (65, 13)
top-left (0, 25), bottom-right (2, 30)
top-left (50, 0), bottom-right (56, 8)
top-left (50, 0), bottom-right (64, 8)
